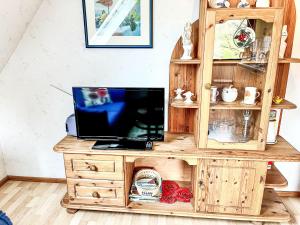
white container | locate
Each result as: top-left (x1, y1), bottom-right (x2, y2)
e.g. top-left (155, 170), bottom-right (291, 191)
top-left (256, 0), bottom-right (270, 7)
top-left (222, 85), bottom-right (238, 103)
top-left (208, 0), bottom-right (230, 8)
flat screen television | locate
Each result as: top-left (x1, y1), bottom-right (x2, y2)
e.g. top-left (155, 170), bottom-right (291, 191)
top-left (72, 87), bottom-right (165, 141)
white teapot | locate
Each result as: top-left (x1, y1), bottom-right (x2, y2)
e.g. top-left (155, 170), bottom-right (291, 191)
top-left (208, 0), bottom-right (230, 8)
top-left (222, 85), bottom-right (238, 103)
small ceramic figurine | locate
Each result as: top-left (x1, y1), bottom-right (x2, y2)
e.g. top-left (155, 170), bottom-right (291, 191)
top-left (181, 23), bottom-right (193, 60)
top-left (208, 0), bottom-right (230, 8)
top-left (183, 91), bottom-right (194, 104)
top-left (238, 0), bottom-right (250, 8)
top-left (174, 88), bottom-right (185, 101)
top-left (256, 0), bottom-right (270, 7)
top-left (279, 25), bottom-right (288, 58)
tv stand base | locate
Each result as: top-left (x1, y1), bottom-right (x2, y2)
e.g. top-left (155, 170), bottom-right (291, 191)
top-left (61, 189), bottom-right (292, 223)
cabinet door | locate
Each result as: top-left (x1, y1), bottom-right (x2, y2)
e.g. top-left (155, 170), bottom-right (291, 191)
top-left (197, 9), bottom-right (284, 150)
top-left (197, 159), bottom-right (267, 215)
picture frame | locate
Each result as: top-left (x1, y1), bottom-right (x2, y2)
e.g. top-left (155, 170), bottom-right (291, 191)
top-left (82, 0), bottom-right (153, 48)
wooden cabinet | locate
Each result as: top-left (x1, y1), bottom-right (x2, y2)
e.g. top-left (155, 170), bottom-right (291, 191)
top-left (64, 154), bottom-right (124, 180)
top-left (197, 159), bottom-right (267, 215)
top-left (53, 0), bottom-right (300, 223)
top-left (54, 134), bottom-right (300, 223)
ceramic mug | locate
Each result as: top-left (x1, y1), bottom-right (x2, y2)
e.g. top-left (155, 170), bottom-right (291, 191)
top-left (244, 87), bottom-right (260, 105)
top-left (210, 86), bottom-right (219, 104)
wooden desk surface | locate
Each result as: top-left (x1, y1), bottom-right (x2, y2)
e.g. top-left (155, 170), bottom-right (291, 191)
top-left (54, 133), bottom-right (300, 162)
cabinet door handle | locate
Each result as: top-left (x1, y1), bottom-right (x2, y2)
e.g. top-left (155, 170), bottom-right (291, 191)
top-left (205, 83), bottom-right (212, 90)
top-left (92, 191), bottom-right (101, 198)
top-left (89, 165), bottom-right (98, 172)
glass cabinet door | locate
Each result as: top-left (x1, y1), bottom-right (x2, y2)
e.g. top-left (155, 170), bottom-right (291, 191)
top-left (197, 9), bottom-right (284, 151)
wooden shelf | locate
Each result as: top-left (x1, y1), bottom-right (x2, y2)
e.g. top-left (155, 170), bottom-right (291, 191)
top-left (278, 58), bottom-right (300, 64)
top-left (213, 58), bottom-right (300, 64)
top-left (208, 100), bottom-right (296, 110)
top-left (213, 60), bottom-right (267, 65)
top-left (127, 201), bottom-right (194, 213)
top-left (210, 101), bottom-right (262, 110)
top-left (54, 134), bottom-right (300, 162)
top-left (265, 165), bottom-right (288, 189)
top-left (61, 188), bottom-right (291, 223)
top-left (171, 59), bottom-right (201, 65)
top-left (272, 100), bottom-right (297, 110)
top-left (171, 101), bottom-right (199, 109)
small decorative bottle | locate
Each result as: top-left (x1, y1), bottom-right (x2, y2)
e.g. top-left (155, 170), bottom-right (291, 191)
top-left (241, 110), bottom-right (252, 143)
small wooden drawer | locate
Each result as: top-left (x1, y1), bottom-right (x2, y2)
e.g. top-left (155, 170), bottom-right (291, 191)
top-left (67, 179), bottom-right (125, 206)
top-left (64, 154), bottom-right (124, 180)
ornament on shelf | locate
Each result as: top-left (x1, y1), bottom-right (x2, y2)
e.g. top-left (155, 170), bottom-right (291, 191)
top-left (256, 0), bottom-right (270, 7)
top-left (174, 88), bottom-right (185, 101)
top-left (208, 0), bottom-right (230, 8)
top-left (181, 23), bottom-right (193, 60)
top-left (238, 0), bottom-right (250, 8)
top-left (183, 91), bottom-right (194, 104)
top-left (233, 19), bottom-right (256, 48)
top-left (279, 25), bottom-right (288, 59)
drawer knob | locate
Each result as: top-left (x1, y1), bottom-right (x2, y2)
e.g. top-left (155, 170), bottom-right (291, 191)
top-left (92, 191), bottom-right (100, 198)
top-left (205, 83), bottom-right (212, 90)
top-left (89, 165), bottom-right (98, 172)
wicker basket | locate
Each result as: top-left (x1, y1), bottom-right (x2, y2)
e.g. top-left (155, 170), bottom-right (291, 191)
top-left (134, 169), bottom-right (162, 197)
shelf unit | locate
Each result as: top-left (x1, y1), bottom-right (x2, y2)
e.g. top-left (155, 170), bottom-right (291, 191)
top-left (54, 0), bottom-right (300, 223)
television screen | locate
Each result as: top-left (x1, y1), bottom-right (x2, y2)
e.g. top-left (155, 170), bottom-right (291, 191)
top-left (72, 87), bottom-right (165, 141)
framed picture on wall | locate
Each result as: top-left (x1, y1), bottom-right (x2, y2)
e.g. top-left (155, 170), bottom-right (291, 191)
top-left (82, 0), bottom-right (153, 48)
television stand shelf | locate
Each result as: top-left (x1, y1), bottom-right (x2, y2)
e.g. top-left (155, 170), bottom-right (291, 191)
top-left (54, 133), bottom-right (300, 223)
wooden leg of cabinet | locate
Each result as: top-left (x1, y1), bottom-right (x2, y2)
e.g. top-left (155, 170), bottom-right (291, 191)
top-left (66, 208), bottom-right (78, 214)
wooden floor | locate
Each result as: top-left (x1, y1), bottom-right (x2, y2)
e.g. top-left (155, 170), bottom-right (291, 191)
top-left (0, 181), bottom-right (300, 225)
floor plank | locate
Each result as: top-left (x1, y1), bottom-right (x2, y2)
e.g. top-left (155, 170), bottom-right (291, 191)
top-left (0, 181), bottom-right (299, 225)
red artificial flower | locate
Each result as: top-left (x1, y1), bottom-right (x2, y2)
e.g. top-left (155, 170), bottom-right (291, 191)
top-left (162, 180), bottom-right (180, 197)
top-left (176, 188), bottom-right (193, 203)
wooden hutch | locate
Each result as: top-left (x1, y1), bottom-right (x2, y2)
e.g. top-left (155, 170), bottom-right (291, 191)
top-left (54, 0), bottom-right (300, 223)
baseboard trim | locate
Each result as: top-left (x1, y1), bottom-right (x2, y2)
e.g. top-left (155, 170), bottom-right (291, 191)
top-left (7, 176), bottom-right (66, 184)
top-left (0, 176), bottom-right (9, 187)
top-left (276, 191), bottom-right (300, 197)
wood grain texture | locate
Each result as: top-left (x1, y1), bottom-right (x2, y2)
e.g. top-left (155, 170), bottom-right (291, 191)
top-left (67, 179), bottom-right (125, 206)
top-left (0, 176), bottom-right (8, 187)
top-left (64, 154), bottom-right (124, 180)
top-left (168, 21), bottom-right (199, 133)
top-left (265, 165), bottom-right (288, 189)
top-left (7, 176), bottom-right (66, 183)
top-left (61, 188), bottom-right (292, 223)
top-left (54, 135), bottom-right (300, 162)
top-left (197, 159), bottom-right (267, 215)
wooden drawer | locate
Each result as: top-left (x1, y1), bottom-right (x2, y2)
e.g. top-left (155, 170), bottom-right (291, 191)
top-left (64, 154), bottom-right (124, 180)
top-left (67, 179), bottom-right (125, 206)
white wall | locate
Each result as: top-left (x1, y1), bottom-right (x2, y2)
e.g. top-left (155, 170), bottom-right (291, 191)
top-left (276, 1), bottom-right (300, 192)
top-left (0, 0), bottom-right (199, 178)
top-left (0, 0), bottom-right (43, 71)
